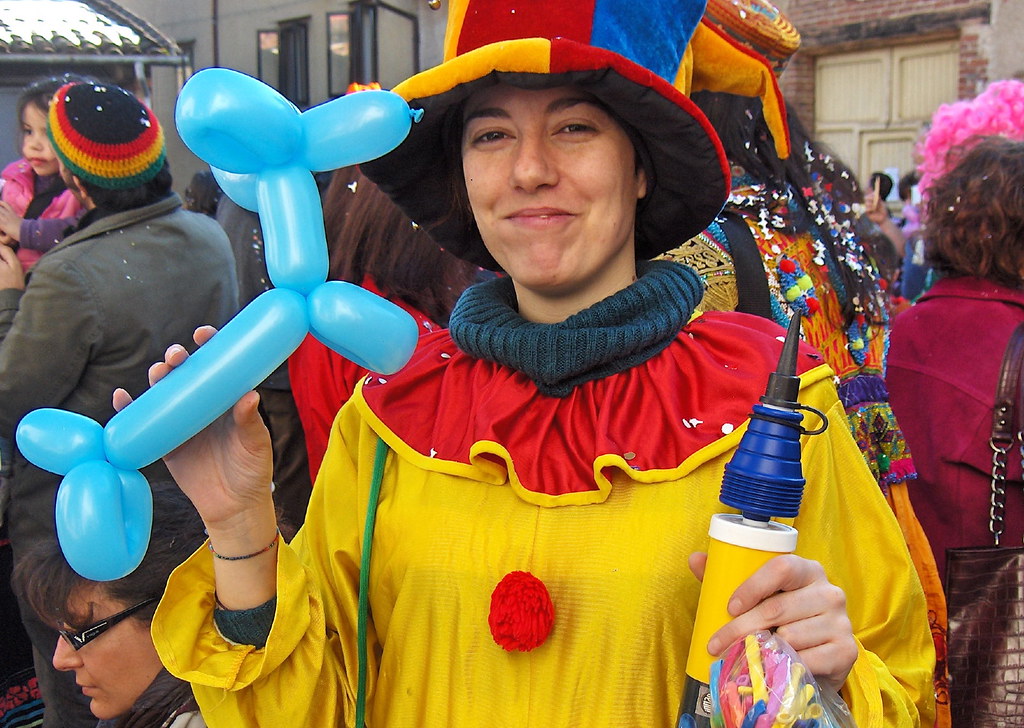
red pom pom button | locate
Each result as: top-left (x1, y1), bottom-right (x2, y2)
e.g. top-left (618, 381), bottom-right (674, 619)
top-left (488, 571), bottom-right (555, 652)
top-left (779, 258), bottom-right (797, 274)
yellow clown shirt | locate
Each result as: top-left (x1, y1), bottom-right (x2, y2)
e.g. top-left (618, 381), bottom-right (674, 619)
top-left (152, 312), bottom-right (934, 728)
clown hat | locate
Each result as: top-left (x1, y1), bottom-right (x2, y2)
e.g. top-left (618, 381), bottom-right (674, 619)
top-left (362, 0), bottom-right (730, 269)
top-left (681, 0), bottom-right (800, 158)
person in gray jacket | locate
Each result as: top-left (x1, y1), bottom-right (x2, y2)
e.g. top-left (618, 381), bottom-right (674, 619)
top-left (0, 81), bottom-right (238, 728)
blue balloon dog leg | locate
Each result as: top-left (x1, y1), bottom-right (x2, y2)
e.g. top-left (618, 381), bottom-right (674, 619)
top-left (15, 68), bottom-right (423, 580)
top-left (103, 288), bottom-right (310, 472)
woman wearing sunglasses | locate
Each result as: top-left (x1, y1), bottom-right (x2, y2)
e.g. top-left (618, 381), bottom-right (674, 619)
top-left (14, 483), bottom-right (207, 728)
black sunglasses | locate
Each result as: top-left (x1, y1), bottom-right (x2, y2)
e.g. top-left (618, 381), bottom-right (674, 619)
top-left (57, 596), bottom-right (158, 650)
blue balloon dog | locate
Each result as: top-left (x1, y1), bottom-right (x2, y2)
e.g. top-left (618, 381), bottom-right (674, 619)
top-left (16, 69), bottom-right (422, 580)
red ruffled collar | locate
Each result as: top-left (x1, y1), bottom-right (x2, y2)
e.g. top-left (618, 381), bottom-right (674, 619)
top-left (357, 312), bottom-right (826, 504)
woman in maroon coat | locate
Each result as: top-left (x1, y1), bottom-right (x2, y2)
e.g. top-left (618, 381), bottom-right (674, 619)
top-left (887, 136), bottom-right (1024, 582)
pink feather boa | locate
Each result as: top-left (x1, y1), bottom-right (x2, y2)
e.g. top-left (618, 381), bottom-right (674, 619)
top-left (917, 79), bottom-right (1024, 197)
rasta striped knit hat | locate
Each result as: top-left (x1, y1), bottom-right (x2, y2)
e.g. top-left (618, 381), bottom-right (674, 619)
top-left (48, 82), bottom-right (166, 190)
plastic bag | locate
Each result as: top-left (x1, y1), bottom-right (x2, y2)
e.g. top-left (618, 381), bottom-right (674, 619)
top-left (707, 630), bottom-right (855, 728)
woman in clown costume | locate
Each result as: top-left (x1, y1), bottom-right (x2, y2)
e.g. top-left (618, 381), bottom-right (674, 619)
top-left (137, 1), bottom-right (935, 725)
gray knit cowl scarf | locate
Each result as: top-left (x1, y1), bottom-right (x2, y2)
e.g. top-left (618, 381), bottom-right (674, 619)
top-left (448, 259), bottom-right (705, 397)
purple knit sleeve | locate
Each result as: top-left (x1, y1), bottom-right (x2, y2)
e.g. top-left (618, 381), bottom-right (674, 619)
top-left (18, 215), bottom-right (78, 252)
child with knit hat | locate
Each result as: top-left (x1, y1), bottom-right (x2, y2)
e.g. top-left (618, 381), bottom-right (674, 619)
top-left (0, 75), bottom-right (89, 270)
top-left (0, 80), bottom-right (237, 728)
top-left (136, 1), bottom-right (933, 726)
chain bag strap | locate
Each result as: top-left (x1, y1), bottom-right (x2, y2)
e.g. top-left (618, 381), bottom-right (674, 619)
top-left (946, 321), bottom-right (1024, 726)
top-left (987, 322), bottom-right (1024, 544)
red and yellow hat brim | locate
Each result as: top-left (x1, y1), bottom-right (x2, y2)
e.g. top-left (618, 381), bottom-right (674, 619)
top-left (364, 35), bottom-right (730, 269)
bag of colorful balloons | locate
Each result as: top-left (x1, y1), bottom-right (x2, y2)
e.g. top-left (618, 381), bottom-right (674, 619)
top-left (706, 630), bottom-right (855, 728)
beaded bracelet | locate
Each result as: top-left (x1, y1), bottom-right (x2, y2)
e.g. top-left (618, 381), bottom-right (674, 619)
top-left (208, 528), bottom-right (281, 561)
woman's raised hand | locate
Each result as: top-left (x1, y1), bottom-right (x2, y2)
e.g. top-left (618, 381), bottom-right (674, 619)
top-left (112, 326), bottom-right (276, 534)
top-left (689, 552), bottom-right (859, 693)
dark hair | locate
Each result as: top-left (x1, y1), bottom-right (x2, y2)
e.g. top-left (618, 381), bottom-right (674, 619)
top-left (691, 91), bottom-right (883, 326)
top-left (898, 171), bottom-right (918, 202)
top-left (435, 104), bottom-right (486, 267)
top-left (16, 73), bottom-right (94, 138)
top-left (923, 136), bottom-right (1024, 286)
top-left (79, 160), bottom-right (174, 212)
top-left (869, 172), bottom-right (894, 201)
top-left (184, 170), bottom-right (223, 217)
top-left (13, 481), bottom-right (206, 627)
top-left (691, 91), bottom-right (792, 189)
top-left (323, 165), bottom-right (479, 325)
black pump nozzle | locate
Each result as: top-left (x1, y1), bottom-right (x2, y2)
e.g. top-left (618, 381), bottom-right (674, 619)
top-left (760, 314), bottom-right (802, 409)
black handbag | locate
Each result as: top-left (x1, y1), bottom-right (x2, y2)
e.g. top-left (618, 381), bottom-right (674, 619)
top-left (945, 322), bottom-right (1024, 726)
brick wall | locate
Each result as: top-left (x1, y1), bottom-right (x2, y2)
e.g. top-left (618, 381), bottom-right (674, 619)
top-left (780, 55), bottom-right (815, 137)
top-left (785, 0), bottom-right (987, 28)
top-left (957, 19), bottom-right (991, 96)
top-left (778, 0), bottom-right (993, 130)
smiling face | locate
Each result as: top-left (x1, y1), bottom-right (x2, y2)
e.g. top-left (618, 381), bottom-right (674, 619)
top-left (461, 84), bottom-right (647, 323)
top-left (51, 586), bottom-right (163, 720)
top-left (21, 102), bottom-right (60, 178)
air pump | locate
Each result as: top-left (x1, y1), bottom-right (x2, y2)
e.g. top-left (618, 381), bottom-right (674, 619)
top-left (677, 314), bottom-right (828, 727)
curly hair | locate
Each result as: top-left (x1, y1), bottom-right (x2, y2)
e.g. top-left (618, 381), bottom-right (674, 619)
top-left (924, 136), bottom-right (1024, 286)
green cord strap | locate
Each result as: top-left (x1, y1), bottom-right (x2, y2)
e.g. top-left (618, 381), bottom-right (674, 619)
top-left (355, 436), bottom-right (389, 727)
